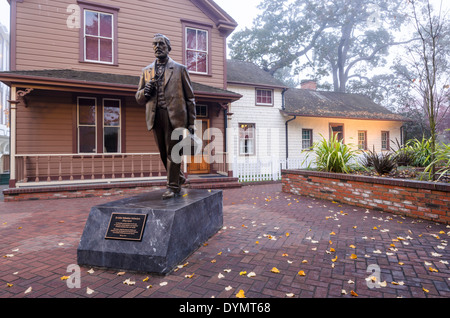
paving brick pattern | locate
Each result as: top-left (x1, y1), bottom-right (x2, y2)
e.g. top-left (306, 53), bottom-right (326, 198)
top-left (0, 184), bottom-right (449, 299)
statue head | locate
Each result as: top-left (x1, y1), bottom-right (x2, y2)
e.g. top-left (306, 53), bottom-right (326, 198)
top-left (153, 33), bottom-right (171, 60)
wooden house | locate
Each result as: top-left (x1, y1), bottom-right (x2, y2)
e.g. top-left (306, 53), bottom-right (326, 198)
top-left (0, 0), bottom-right (243, 199)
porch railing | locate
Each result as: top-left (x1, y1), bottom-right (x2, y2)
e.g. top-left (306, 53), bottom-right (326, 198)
top-left (14, 153), bottom-right (166, 186)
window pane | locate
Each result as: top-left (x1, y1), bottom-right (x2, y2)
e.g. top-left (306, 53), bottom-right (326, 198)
top-left (186, 28), bottom-right (196, 49)
top-left (197, 52), bottom-right (207, 73)
top-left (186, 50), bottom-right (196, 72)
top-left (104, 127), bottom-right (119, 153)
top-left (100, 13), bottom-right (112, 38)
top-left (85, 11), bottom-right (98, 36)
top-left (104, 100), bottom-right (120, 126)
top-left (100, 38), bottom-right (113, 63)
top-left (197, 30), bottom-right (207, 51)
top-left (85, 37), bottom-right (99, 61)
top-left (79, 99), bottom-right (96, 125)
top-left (79, 126), bottom-right (96, 153)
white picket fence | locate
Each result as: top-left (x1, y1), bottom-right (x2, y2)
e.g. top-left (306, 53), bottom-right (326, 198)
top-left (232, 157), bottom-right (312, 182)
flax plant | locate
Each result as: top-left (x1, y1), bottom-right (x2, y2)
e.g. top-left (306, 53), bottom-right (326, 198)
top-left (303, 134), bottom-right (360, 173)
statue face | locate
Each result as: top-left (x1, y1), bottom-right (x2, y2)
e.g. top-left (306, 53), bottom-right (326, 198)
top-left (153, 36), bottom-right (169, 60)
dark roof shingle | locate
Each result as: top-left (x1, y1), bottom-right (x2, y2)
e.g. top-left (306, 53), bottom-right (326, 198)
top-left (284, 88), bottom-right (408, 121)
top-left (227, 59), bottom-right (287, 88)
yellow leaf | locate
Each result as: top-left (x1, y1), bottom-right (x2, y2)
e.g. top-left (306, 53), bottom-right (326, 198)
top-left (349, 245), bottom-right (356, 249)
top-left (239, 271), bottom-right (247, 276)
top-left (6, 283), bottom-right (13, 287)
top-left (286, 232), bottom-right (290, 237)
top-left (330, 231), bottom-right (336, 235)
top-left (298, 270), bottom-right (306, 276)
top-left (217, 252), bottom-right (222, 255)
top-left (332, 256), bottom-right (338, 262)
top-left (439, 231), bottom-right (445, 234)
top-left (301, 260), bottom-right (308, 264)
top-left (330, 248), bottom-right (335, 252)
top-left (429, 267), bottom-right (438, 273)
top-left (60, 276), bottom-right (70, 281)
top-left (185, 273), bottom-right (195, 278)
top-left (350, 290), bottom-right (358, 297)
top-left (282, 253), bottom-right (289, 257)
top-left (398, 262), bottom-right (404, 266)
top-left (373, 226), bottom-right (377, 230)
top-left (350, 254), bottom-right (357, 259)
top-left (211, 259), bottom-right (216, 263)
top-left (143, 277), bottom-right (149, 282)
top-left (255, 241), bottom-right (259, 244)
top-left (423, 287), bottom-right (429, 293)
top-left (182, 193), bottom-right (188, 197)
top-left (236, 289), bottom-right (246, 298)
top-left (271, 267), bottom-right (280, 273)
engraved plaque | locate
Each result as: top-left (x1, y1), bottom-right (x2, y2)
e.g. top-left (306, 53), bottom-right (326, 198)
top-left (105, 213), bottom-right (147, 241)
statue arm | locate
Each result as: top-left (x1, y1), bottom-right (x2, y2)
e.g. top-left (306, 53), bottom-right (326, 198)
top-left (135, 72), bottom-right (148, 106)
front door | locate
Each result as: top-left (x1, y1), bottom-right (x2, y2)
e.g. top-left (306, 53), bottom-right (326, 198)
top-left (187, 119), bottom-right (210, 174)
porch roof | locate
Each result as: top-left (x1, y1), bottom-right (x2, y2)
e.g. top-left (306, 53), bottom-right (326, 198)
top-left (282, 88), bottom-right (409, 122)
top-left (0, 69), bottom-right (242, 102)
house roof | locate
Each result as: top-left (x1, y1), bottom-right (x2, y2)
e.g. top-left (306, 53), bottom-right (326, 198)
top-left (227, 60), bottom-right (288, 89)
top-left (190, 0), bottom-right (238, 36)
top-left (283, 88), bottom-right (408, 122)
top-left (0, 69), bottom-right (242, 101)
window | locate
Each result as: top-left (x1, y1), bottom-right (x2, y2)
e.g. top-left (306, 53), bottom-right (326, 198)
top-left (78, 97), bottom-right (97, 153)
top-left (302, 129), bottom-right (313, 150)
top-left (78, 1), bottom-right (119, 65)
top-left (358, 131), bottom-right (367, 150)
top-left (77, 97), bottom-right (122, 154)
top-left (256, 89), bottom-right (273, 106)
top-left (103, 99), bottom-right (121, 153)
top-left (239, 123), bottom-right (255, 155)
top-left (196, 104), bottom-right (208, 118)
top-left (330, 123), bottom-right (344, 142)
top-left (381, 131), bottom-right (390, 150)
top-left (185, 27), bottom-right (208, 74)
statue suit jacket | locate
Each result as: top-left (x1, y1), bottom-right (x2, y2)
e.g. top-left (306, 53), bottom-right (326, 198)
top-left (135, 57), bottom-right (196, 131)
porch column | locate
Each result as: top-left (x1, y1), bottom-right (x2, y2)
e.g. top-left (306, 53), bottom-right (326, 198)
top-left (8, 86), bottom-right (17, 188)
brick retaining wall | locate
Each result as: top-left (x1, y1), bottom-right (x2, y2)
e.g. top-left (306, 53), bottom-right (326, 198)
top-left (281, 170), bottom-right (450, 224)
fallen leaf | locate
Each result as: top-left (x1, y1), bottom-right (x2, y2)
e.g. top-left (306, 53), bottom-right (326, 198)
top-left (298, 270), bottom-right (306, 276)
top-left (247, 272), bottom-right (256, 278)
top-left (123, 278), bottom-right (135, 286)
top-left (6, 283), bottom-right (13, 287)
top-left (143, 277), bottom-right (149, 282)
top-left (271, 267), bottom-right (280, 273)
top-left (24, 287), bottom-right (32, 294)
top-left (286, 293), bottom-right (295, 297)
top-left (218, 273), bottom-right (225, 279)
top-left (236, 289), bottom-right (246, 298)
top-left (60, 276), bottom-right (70, 281)
top-left (350, 290), bottom-right (358, 297)
top-left (159, 281), bottom-right (168, 286)
top-left (350, 254), bottom-right (357, 259)
top-left (87, 268), bottom-right (95, 274)
top-left (332, 256), bottom-right (338, 262)
top-left (239, 271), bottom-right (247, 276)
top-left (225, 286), bottom-right (233, 291)
top-left (422, 287), bottom-right (429, 293)
top-left (429, 267), bottom-right (439, 273)
top-left (185, 273), bottom-right (195, 278)
top-left (116, 272), bottom-right (126, 276)
top-left (86, 287), bottom-right (94, 295)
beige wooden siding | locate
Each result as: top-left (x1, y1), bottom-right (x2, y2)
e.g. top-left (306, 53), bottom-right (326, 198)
top-left (15, 0), bottom-right (226, 89)
top-left (16, 91), bottom-right (74, 154)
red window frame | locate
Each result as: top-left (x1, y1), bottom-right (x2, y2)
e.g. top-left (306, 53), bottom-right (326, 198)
top-left (255, 88), bottom-right (273, 106)
top-left (181, 20), bottom-right (212, 76)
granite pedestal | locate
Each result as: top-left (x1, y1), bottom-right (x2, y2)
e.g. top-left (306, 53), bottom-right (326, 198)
top-left (77, 188), bottom-right (223, 274)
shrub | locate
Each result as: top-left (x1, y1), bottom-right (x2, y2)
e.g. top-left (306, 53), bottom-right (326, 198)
top-left (304, 134), bottom-right (359, 173)
top-left (425, 142), bottom-right (450, 181)
top-left (405, 137), bottom-right (433, 167)
top-left (391, 139), bottom-right (415, 166)
top-left (361, 147), bottom-right (397, 175)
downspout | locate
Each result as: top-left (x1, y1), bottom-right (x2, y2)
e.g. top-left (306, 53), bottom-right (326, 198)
top-left (285, 115), bottom-right (296, 164)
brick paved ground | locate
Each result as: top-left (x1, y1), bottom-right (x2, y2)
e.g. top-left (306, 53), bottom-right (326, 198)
top-left (0, 183), bottom-right (449, 300)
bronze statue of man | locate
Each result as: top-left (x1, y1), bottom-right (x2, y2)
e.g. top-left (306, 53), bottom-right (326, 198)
top-left (136, 33), bottom-right (196, 199)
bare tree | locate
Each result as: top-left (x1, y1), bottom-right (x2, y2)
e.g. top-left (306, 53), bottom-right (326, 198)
top-left (403, 0), bottom-right (450, 179)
